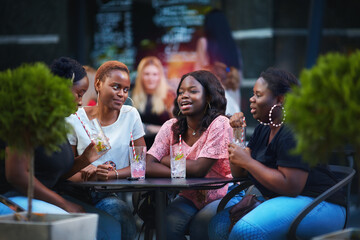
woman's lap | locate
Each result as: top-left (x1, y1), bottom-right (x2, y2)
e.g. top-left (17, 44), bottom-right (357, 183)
top-left (210, 195), bottom-right (346, 240)
top-left (166, 196), bottom-right (240, 240)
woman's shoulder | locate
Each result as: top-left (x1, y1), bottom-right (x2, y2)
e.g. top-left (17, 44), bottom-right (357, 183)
top-left (210, 115), bottom-right (230, 127)
top-left (163, 118), bottom-right (177, 127)
top-left (121, 105), bottom-right (140, 116)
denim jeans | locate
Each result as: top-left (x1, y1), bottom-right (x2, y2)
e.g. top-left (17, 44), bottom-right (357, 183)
top-left (209, 195), bottom-right (346, 240)
top-left (89, 192), bottom-right (137, 240)
top-left (165, 196), bottom-right (240, 240)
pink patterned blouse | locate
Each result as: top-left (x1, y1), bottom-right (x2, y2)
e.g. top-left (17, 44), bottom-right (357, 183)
top-left (148, 115), bottom-right (232, 209)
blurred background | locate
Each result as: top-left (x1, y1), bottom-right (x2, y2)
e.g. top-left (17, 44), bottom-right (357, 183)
top-left (2, 0), bottom-right (360, 135)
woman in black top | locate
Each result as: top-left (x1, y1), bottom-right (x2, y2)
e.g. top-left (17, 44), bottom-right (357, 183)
top-left (209, 68), bottom-right (346, 240)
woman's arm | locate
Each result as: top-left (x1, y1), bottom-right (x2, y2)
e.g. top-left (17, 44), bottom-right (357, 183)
top-left (5, 147), bottom-right (84, 212)
top-left (66, 144), bottom-right (99, 182)
top-left (185, 157), bottom-right (216, 178)
top-left (146, 154), bottom-right (171, 178)
top-left (229, 143), bottom-right (308, 196)
top-left (63, 142), bottom-right (103, 179)
top-left (159, 155), bottom-right (216, 178)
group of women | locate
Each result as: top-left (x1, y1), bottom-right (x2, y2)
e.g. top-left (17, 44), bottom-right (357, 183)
top-left (0, 9), bottom-right (346, 238)
top-left (0, 53), bottom-right (346, 240)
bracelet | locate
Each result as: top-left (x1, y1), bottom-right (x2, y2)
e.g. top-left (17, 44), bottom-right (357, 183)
top-left (114, 170), bottom-right (119, 180)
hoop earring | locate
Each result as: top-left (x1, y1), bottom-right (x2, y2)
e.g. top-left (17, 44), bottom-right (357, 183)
top-left (269, 104), bottom-right (285, 127)
top-left (178, 110), bottom-right (182, 116)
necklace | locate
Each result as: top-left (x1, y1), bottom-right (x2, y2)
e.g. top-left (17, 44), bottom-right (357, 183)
top-left (188, 125), bottom-right (198, 136)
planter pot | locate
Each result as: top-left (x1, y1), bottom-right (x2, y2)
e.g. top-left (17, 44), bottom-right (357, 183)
top-left (0, 212), bottom-right (98, 240)
top-left (312, 228), bottom-right (360, 240)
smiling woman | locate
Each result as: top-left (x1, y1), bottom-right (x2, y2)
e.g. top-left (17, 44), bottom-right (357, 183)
top-left (65, 60), bottom-right (146, 240)
top-left (146, 70), bottom-right (234, 240)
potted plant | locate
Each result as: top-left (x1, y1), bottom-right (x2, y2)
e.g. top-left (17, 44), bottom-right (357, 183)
top-left (0, 63), bottom-right (97, 240)
top-left (285, 50), bottom-right (360, 166)
top-left (285, 50), bottom-right (360, 238)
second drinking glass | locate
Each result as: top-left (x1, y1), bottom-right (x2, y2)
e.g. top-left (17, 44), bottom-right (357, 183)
top-left (129, 146), bottom-right (146, 179)
top-left (170, 145), bottom-right (186, 179)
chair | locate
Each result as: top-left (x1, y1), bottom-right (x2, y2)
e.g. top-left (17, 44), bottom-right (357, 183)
top-left (0, 194), bottom-right (25, 212)
top-left (287, 164), bottom-right (356, 240)
top-left (216, 165), bottom-right (356, 240)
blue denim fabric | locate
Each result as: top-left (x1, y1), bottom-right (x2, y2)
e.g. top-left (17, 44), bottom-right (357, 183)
top-left (63, 194), bottom-right (122, 240)
top-left (165, 196), bottom-right (240, 240)
top-left (90, 192), bottom-right (136, 240)
top-left (209, 195), bottom-right (346, 240)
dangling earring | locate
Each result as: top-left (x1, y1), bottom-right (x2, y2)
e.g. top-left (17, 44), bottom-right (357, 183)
top-left (204, 102), bottom-right (211, 114)
top-left (70, 72), bottom-right (75, 83)
top-left (268, 104), bottom-right (285, 127)
top-left (96, 93), bottom-right (99, 106)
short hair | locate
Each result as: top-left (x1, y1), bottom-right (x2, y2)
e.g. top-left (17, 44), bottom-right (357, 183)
top-left (50, 57), bottom-right (86, 83)
top-left (95, 61), bottom-right (129, 83)
top-left (260, 67), bottom-right (299, 97)
top-left (172, 70), bottom-right (227, 142)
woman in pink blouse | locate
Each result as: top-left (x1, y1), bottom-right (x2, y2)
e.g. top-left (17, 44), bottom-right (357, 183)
top-left (146, 70), bottom-right (235, 240)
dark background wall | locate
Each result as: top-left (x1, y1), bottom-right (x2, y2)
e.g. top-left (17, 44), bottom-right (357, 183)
top-left (1, 0), bottom-right (360, 130)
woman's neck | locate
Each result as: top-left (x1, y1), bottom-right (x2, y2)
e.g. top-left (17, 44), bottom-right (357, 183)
top-left (91, 104), bottom-right (120, 126)
top-left (268, 125), bottom-right (282, 145)
top-left (186, 114), bottom-right (204, 131)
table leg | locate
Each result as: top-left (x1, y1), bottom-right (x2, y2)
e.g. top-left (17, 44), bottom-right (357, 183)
top-left (155, 189), bottom-right (166, 240)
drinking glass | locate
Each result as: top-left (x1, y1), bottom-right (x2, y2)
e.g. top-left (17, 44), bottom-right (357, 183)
top-left (230, 127), bottom-right (246, 149)
top-left (129, 146), bottom-right (146, 179)
top-left (89, 119), bottom-right (111, 154)
top-left (170, 145), bottom-right (186, 179)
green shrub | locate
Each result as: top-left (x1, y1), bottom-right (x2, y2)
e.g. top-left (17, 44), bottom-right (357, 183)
top-left (0, 62), bottom-right (76, 153)
top-left (285, 51), bottom-right (360, 165)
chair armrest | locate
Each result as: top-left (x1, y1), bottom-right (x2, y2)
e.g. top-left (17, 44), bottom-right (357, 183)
top-left (216, 180), bottom-right (253, 213)
top-left (0, 194), bottom-right (25, 212)
top-left (287, 167), bottom-right (356, 240)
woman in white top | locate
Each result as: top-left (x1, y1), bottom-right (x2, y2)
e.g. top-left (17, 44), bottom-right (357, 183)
top-left (66, 60), bottom-right (145, 240)
top-left (67, 61), bottom-right (146, 181)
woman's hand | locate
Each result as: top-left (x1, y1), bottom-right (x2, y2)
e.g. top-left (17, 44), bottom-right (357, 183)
top-left (80, 165), bottom-right (97, 181)
top-left (62, 200), bottom-right (85, 213)
top-left (228, 143), bottom-right (251, 168)
top-left (229, 112), bottom-right (246, 128)
top-left (95, 164), bottom-right (114, 181)
top-left (82, 141), bottom-right (107, 164)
